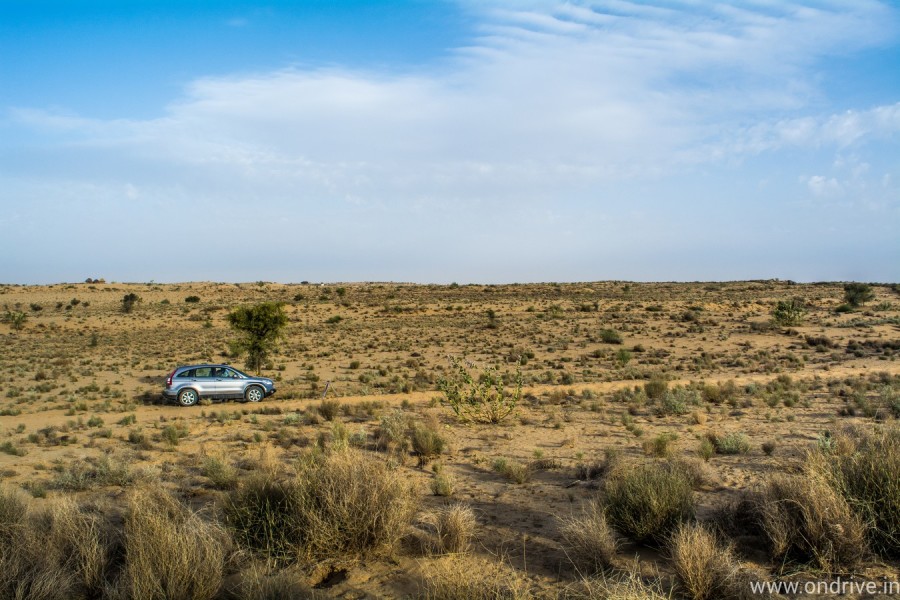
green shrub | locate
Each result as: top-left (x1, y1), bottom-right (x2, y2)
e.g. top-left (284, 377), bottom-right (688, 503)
top-left (602, 461), bottom-right (694, 543)
top-left (411, 423), bottom-right (445, 465)
top-left (644, 377), bottom-right (668, 401)
top-left (771, 298), bottom-right (806, 326)
top-left (843, 282), bottom-right (874, 307)
top-left (600, 329), bottom-right (623, 344)
top-left (438, 356), bottom-right (521, 424)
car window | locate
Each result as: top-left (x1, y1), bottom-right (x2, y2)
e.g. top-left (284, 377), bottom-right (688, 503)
top-left (223, 368), bottom-right (241, 379)
top-left (194, 367), bottom-right (212, 378)
top-left (179, 369), bottom-right (195, 378)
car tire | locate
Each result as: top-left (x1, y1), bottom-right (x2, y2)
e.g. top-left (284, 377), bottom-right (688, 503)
top-left (245, 385), bottom-right (264, 403)
top-left (178, 388), bottom-right (199, 407)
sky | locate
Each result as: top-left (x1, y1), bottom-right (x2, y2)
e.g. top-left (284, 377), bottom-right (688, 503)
top-left (2, 0), bottom-right (899, 284)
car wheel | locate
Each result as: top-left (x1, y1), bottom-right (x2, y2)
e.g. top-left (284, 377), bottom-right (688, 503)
top-left (178, 388), bottom-right (199, 407)
top-left (245, 385), bottom-right (264, 403)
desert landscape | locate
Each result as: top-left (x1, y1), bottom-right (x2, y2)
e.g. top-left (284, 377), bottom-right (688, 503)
top-left (0, 279), bottom-right (898, 599)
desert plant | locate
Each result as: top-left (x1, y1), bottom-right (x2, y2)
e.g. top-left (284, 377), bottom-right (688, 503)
top-left (710, 432), bottom-right (751, 455)
top-left (600, 329), bottom-right (623, 344)
top-left (560, 499), bottom-right (620, 573)
top-left (669, 522), bottom-right (750, 600)
top-left (423, 504), bottom-right (477, 555)
top-left (113, 487), bottom-right (228, 600)
top-left (644, 377), bottom-right (668, 401)
top-left (438, 356), bottom-right (522, 424)
top-left (755, 469), bottom-right (867, 571)
top-left (226, 302), bottom-right (288, 374)
top-left (771, 298), bottom-right (806, 327)
top-left (656, 387), bottom-right (697, 416)
top-left (602, 461), bottom-right (694, 543)
top-left (492, 458), bottom-right (532, 484)
top-left (224, 448), bottom-right (418, 563)
top-left (843, 282), bottom-right (874, 308)
top-left (3, 310), bottom-right (27, 330)
top-left (419, 555), bottom-right (532, 600)
top-left (817, 426), bottom-right (900, 557)
top-left (121, 293), bottom-right (141, 313)
top-left (411, 422), bottom-right (446, 465)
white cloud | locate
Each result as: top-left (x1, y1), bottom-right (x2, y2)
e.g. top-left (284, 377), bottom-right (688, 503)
top-left (2, 0), bottom-right (899, 282)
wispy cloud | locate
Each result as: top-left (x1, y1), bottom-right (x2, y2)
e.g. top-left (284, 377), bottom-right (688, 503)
top-left (2, 1), bottom-right (898, 282)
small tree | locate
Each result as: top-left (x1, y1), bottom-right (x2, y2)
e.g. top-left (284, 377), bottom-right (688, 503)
top-left (227, 302), bottom-right (288, 374)
top-left (3, 310), bottom-right (27, 331)
top-left (122, 293), bottom-right (141, 313)
top-left (437, 356), bottom-right (521, 424)
top-left (843, 283), bottom-right (874, 308)
top-left (772, 298), bottom-right (806, 327)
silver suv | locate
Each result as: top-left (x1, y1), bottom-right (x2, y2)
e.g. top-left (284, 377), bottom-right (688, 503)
top-left (163, 364), bottom-right (276, 406)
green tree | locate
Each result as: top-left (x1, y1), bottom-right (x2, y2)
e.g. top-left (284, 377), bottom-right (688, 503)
top-left (843, 283), bottom-right (874, 308)
top-left (772, 298), bottom-right (807, 326)
top-left (227, 302), bottom-right (288, 374)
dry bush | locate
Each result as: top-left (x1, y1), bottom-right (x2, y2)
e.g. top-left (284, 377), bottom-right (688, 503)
top-left (561, 568), bottom-right (671, 600)
top-left (668, 457), bottom-right (717, 489)
top-left (375, 409), bottom-right (411, 453)
top-left (423, 504), bottom-right (478, 555)
top-left (669, 522), bottom-right (754, 600)
top-left (111, 487), bottom-right (229, 600)
top-left (419, 555), bottom-right (532, 599)
top-left (559, 499), bottom-right (620, 573)
top-left (817, 426), bottom-right (900, 557)
top-left (755, 468), bottom-right (867, 571)
top-left (225, 448), bottom-right (418, 563)
top-left (602, 461), bottom-right (694, 544)
top-left (229, 564), bottom-right (322, 600)
top-left (411, 421), bottom-right (446, 466)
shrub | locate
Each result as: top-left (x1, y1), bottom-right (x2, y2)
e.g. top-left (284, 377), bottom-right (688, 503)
top-left (438, 356), bottom-right (522, 424)
top-left (771, 298), bottom-right (806, 327)
top-left (708, 432), bottom-right (751, 455)
top-left (817, 426), bottom-right (900, 557)
top-left (492, 458), bottom-right (532, 484)
top-left (669, 522), bottom-right (750, 600)
top-left (419, 555), bottom-right (532, 600)
top-left (657, 387), bottom-right (697, 416)
top-left (375, 410), bottom-right (410, 453)
top-left (755, 469), bottom-right (866, 571)
top-left (411, 423), bottom-right (446, 465)
top-left (185, 295), bottom-right (201, 303)
top-left (644, 377), bottom-right (668, 401)
top-left (600, 329), bottom-right (623, 344)
top-left (224, 449), bottom-right (418, 563)
top-left (431, 471), bottom-right (456, 497)
top-left (560, 499), bottom-right (619, 573)
top-left (423, 504), bottom-right (477, 555)
top-left (113, 487), bottom-right (228, 600)
top-left (602, 461), bottom-right (694, 543)
top-left (202, 455), bottom-right (238, 490)
top-left (844, 282), bottom-right (874, 307)
top-left (317, 399), bottom-right (340, 421)
top-left (227, 302), bottom-right (288, 374)
top-left (121, 293), bottom-right (141, 313)
top-left (642, 432), bottom-right (678, 457)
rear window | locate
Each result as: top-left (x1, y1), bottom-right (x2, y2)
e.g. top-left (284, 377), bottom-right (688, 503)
top-left (178, 368), bottom-right (195, 378)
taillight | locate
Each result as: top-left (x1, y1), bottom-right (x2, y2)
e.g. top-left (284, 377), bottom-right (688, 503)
top-left (166, 370), bottom-right (175, 387)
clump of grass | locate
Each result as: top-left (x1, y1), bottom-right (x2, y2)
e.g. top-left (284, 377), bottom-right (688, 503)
top-left (602, 460), bottom-right (694, 544)
top-left (492, 458), bottom-right (532, 484)
top-left (317, 399), bottom-right (341, 421)
top-left (656, 387), bottom-right (698, 416)
top-left (642, 432), bottom-right (678, 457)
top-left (419, 555), bottom-right (532, 600)
top-left (375, 409), bottom-right (410, 453)
top-left (113, 487), bottom-right (228, 600)
top-left (411, 421), bottom-right (446, 466)
top-left (224, 448), bottom-right (418, 563)
top-left (51, 455), bottom-right (136, 491)
top-left (202, 454), bottom-right (238, 490)
top-left (431, 468), bottom-right (456, 497)
top-left (816, 426), bottom-right (900, 557)
top-left (669, 522), bottom-right (750, 600)
top-left (707, 432), bottom-right (750, 455)
top-left (559, 499), bottom-right (620, 573)
top-left (423, 504), bottom-right (477, 555)
top-left (599, 329), bottom-right (623, 344)
top-left (754, 468), bottom-right (867, 571)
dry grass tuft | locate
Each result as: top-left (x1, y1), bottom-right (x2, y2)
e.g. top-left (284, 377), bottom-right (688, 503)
top-left (225, 448), bottom-right (418, 563)
top-left (559, 499), bottom-right (620, 573)
top-left (112, 486), bottom-right (229, 600)
top-left (602, 461), bottom-right (694, 544)
top-left (669, 522), bottom-right (754, 600)
top-left (423, 504), bottom-right (478, 555)
top-left (755, 468), bottom-right (867, 572)
top-left (419, 555), bottom-right (532, 599)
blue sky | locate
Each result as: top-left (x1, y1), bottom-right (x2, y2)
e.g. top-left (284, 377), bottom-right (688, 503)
top-left (2, 0), bottom-right (899, 284)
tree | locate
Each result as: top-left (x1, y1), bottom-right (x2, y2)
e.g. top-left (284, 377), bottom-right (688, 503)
top-left (3, 310), bottom-right (27, 331)
top-left (843, 283), bottom-right (874, 308)
top-left (227, 302), bottom-right (288, 374)
top-left (122, 293), bottom-right (141, 313)
top-left (772, 298), bottom-right (806, 327)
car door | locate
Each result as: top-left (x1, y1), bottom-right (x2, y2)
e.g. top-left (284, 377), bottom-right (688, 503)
top-left (215, 367), bottom-right (245, 399)
top-left (191, 366), bottom-right (216, 398)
